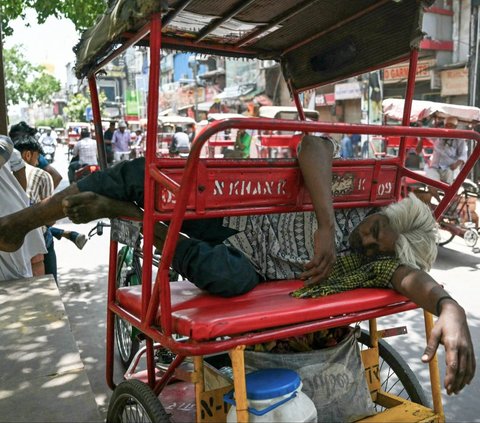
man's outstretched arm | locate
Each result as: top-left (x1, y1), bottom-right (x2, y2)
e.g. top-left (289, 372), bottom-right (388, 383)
top-left (0, 183), bottom-right (144, 253)
top-left (297, 135), bottom-right (336, 285)
top-left (391, 266), bottom-right (475, 395)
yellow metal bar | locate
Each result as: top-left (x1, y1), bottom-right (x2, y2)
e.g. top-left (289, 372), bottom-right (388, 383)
top-left (359, 398), bottom-right (437, 422)
top-left (194, 355), bottom-right (205, 423)
top-left (230, 345), bottom-right (249, 423)
top-left (424, 310), bottom-right (445, 422)
top-left (369, 318), bottom-right (379, 347)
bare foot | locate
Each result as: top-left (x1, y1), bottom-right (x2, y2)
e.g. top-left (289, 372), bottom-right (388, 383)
top-left (62, 192), bottom-right (117, 223)
top-left (62, 191), bottom-right (143, 223)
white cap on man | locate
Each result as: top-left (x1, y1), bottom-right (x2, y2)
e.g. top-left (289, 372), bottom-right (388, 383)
top-left (445, 116), bottom-right (458, 127)
top-left (119, 121), bottom-right (127, 128)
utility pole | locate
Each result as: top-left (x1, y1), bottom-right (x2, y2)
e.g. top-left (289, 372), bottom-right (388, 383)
top-left (188, 56), bottom-right (199, 121)
top-left (0, 22), bottom-right (8, 135)
top-left (470, 0), bottom-right (480, 183)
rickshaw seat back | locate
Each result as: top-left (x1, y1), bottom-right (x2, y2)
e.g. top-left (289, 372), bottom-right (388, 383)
top-left (113, 153), bottom-right (415, 345)
top-left (152, 157), bottom-right (400, 220)
top-left (258, 133), bottom-right (303, 148)
top-left (116, 281), bottom-right (415, 341)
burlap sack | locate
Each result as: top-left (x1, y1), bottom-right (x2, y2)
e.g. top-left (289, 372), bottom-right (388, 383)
top-left (245, 329), bottom-right (375, 422)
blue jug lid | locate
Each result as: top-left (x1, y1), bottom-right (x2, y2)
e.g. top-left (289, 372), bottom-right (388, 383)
top-left (245, 369), bottom-right (301, 400)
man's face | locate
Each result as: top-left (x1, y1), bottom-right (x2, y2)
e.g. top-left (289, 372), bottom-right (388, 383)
top-left (119, 126), bottom-right (126, 132)
top-left (22, 150), bottom-right (40, 166)
top-left (349, 214), bottom-right (398, 257)
top-left (445, 121), bottom-right (457, 129)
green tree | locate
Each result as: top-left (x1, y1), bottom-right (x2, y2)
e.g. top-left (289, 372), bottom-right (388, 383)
top-left (0, 0), bottom-right (108, 132)
top-left (64, 91), bottom-right (107, 122)
top-left (1, 1), bottom-right (107, 35)
top-left (4, 45), bottom-right (61, 106)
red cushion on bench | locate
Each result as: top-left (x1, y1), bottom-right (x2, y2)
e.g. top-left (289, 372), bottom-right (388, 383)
top-left (116, 281), bottom-right (412, 341)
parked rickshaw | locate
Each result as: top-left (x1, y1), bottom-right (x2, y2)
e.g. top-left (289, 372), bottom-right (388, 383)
top-left (382, 98), bottom-right (480, 168)
top-left (196, 113), bottom-right (246, 158)
top-left (156, 115), bottom-right (196, 156)
top-left (383, 99), bottom-right (480, 248)
top-left (255, 106), bottom-right (320, 158)
top-left (73, 1), bottom-right (480, 422)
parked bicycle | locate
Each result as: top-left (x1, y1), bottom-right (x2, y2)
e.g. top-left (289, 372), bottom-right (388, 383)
top-left (436, 179), bottom-right (479, 248)
top-left (408, 179), bottom-right (479, 248)
top-left (88, 220), bottom-right (178, 368)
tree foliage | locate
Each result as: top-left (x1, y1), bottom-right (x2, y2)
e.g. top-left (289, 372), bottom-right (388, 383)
top-left (36, 116), bottom-right (64, 128)
top-left (4, 45), bottom-right (61, 105)
top-left (64, 91), bottom-right (107, 122)
top-left (1, 0), bottom-right (108, 35)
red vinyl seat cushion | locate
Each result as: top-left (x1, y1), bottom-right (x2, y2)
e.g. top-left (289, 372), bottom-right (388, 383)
top-left (116, 280), bottom-right (413, 341)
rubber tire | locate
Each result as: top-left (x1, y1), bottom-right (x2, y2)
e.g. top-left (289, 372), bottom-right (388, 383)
top-left (107, 379), bottom-right (170, 423)
top-left (437, 225), bottom-right (455, 247)
top-left (464, 229), bottom-right (478, 248)
top-left (115, 248), bottom-right (140, 368)
top-left (358, 330), bottom-right (429, 408)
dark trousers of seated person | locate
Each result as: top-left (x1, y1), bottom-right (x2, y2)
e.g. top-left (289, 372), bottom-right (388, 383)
top-left (68, 158), bottom-right (82, 183)
top-left (77, 158), bottom-right (262, 296)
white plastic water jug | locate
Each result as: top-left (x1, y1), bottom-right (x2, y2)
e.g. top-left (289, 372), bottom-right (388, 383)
top-left (224, 368), bottom-right (317, 422)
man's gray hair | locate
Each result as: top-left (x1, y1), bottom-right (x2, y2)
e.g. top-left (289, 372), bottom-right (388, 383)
top-left (380, 193), bottom-right (437, 271)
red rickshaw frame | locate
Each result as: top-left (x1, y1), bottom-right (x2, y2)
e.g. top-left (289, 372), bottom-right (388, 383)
top-left (75, 3), bottom-right (480, 422)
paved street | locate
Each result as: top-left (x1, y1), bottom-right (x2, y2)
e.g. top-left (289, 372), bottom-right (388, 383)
top-left (50, 144), bottom-right (480, 422)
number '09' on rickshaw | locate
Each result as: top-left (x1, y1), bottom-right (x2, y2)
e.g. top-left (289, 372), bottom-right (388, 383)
top-left (73, 1), bottom-right (480, 422)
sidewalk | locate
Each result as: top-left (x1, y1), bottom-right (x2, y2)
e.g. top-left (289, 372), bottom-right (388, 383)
top-left (0, 275), bottom-right (102, 423)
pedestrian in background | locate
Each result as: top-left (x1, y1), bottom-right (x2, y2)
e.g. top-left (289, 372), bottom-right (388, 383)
top-left (103, 121), bottom-right (116, 165)
top-left (340, 134), bottom-right (354, 158)
top-left (418, 116), bottom-right (467, 202)
top-left (112, 121), bottom-right (131, 163)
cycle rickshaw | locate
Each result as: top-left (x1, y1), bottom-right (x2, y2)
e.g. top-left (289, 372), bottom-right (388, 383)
top-left (382, 98), bottom-right (480, 248)
top-left (73, 1), bottom-right (480, 421)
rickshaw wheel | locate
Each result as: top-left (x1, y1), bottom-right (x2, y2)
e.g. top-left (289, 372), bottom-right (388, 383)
top-left (116, 247), bottom-right (141, 368)
top-left (436, 224), bottom-right (455, 246)
top-left (464, 229), bottom-right (478, 247)
top-left (358, 330), bottom-right (429, 409)
top-left (107, 379), bottom-right (170, 423)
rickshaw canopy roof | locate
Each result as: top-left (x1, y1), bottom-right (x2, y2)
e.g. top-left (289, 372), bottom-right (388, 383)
top-left (383, 98), bottom-right (480, 124)
top-left (259, 106), bottom-right (319, 120)
top-left (207, 113), bottom-right (246, 121)
top-left (66, 121), bottom-right (91, 128)
top-left (74, 0), bottom-right (429, 92)
top-left (158, 115), bottom-right (197, 125)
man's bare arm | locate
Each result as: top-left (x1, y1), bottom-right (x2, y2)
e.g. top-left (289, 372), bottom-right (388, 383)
top-left (391, 266), bottom-right (475, 395)
top-left (297, 135), bottom-right (336, 285)
top-left (43, 163), bottom-right (63, 188)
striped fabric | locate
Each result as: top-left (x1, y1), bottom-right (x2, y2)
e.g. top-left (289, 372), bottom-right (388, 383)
top-left (223, 208), bottom-right (374, 281)
top-left (25, 165), bottom-right (54, 204)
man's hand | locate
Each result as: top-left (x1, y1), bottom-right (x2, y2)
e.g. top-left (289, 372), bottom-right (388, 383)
top-left (300, 226), bottom-right (336, 285)
top-left (422, 301), bottom-right (476, 395)
top-left (449, 159), bottom-right (463, 171)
